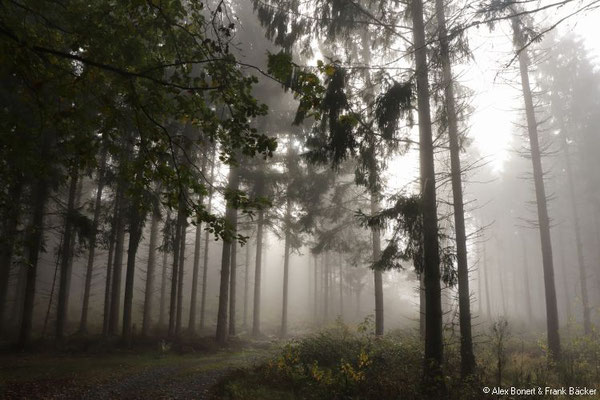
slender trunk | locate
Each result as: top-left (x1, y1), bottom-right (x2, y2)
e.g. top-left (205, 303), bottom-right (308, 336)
top-left (0, 181), bottom-right (22, 331)
top-left (324, 252), bottom-right (330, 322)
top-left (434, 0), bottom-right (474, 376)
top-left (18, 177), bottom-right (48, 348)
top-left (158, 213), bottom-right (170, 329)
top-left (243, 239), bottom-right (250, 328)
top-left (419, 273), bottom-right (425, 340)
top-left (175, 214), bottom-right (187, 337)
top-left (228, 214), bottom-right (238, 336)
top-left (189, 153), bottom-right (209, 334)
top-left (559, 128), bottom-right (590, 334)
top-left (122, 205), bottom-right (144, 341)
top-left (371, 196), bottom-right (384, 336)
top-left (252, 208), bottom-right (264, 337)
top-left (56, 165), bottom-right (79, 340)
top-left (43, 233), bottom-right (63, 338)
top-left (168, 208), bottom-right (183, 338)
top-left (512, 15), bottom-right (561, 359)
top-left (80, 150), bottom-right (107, 333)
top-left (216, 165), bottom-right (239, 343)
top-left (411, 0), bottom-right (445, 386)
top-left (189, 217), bottom-right (202, 335)
top-left (338, 254), bottom-right (343, 319)
top-left (313, 255), bottom-right (318, 323)
top-left (142, 207), bottom-right (160, 336)
top-left (108, 193), bottom-right (126, 335)
top-left (280, 198), bottom-right (291, 337)
top-left (199, 148), bottom-right (216, 330)
top-left (102, 215), bottom-right (116, 336)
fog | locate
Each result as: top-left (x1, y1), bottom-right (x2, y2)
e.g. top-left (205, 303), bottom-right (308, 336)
top-left (2, 0), bottom-right (600, 398)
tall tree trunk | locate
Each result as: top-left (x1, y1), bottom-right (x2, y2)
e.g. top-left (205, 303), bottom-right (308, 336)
top-left (80, 149), bottom-right (108, 333)
top-left (243, 239), bottom-right (250, 328)
top-left (324, 252), bottom-right (330, 322)
top-left (228, 212), bottom-right (238, 336)
top-left (175, 214), bottom-right (187, 337)
top-left (199, 148), bottom-right (216, 331)
top-left (158, 213), bottom-right (171, 330)
top-left (434, 0), bottom-right (475, 376)
top-left (56, 165), bottom-right (79, 340)
top-left (371, 196), bottom-right (384, 336)
top-left (252, 175), bottom-right (265, 337)
top-left (189, 216), bottom-right (202, 335)
top-left (419, 273), bottom-right (425, 340)
top-left (411, 0), bottom-right (445, 387)
top-left (142, 205), bottom-right (160, 336)
top-left (559, 127), bottom-right (590, 334)
top-left (216, 165), bottom-right (239, 344)
top-left (18, 175), bottom-right (48, 348)
top-left (313, 255), bottom-right (318, 324)
top-left (122, 204), bottom-right (144, 341)
top-left (108, 192), bottom-right (126, 335)
top-left (338, 254), bottom-right (343, 319)
top-left (102, 213), bottom-right (117, 336)
top-left (191, 146), bottom-right (209, 335)
top-left (280, 198), bottom-right (291, 337)
top-left (512, 15), bottom-right (561, 359)
top-left (168, 207), bottom-right (184, 338)
top-left (0, 181), bottom-right (22, 332)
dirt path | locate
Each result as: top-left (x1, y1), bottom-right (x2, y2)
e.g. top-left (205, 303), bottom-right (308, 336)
top-left (1, 349), bottom-right (269, 399)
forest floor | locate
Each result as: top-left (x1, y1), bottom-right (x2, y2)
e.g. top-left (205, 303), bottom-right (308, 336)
top-left (0, 339), bottom-right (276, 399)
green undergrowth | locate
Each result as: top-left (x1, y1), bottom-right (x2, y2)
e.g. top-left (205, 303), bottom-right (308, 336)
top-left (213, 318), bottom-right (600, 400)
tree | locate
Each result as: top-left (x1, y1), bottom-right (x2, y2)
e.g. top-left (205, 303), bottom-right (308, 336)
top-left (433, 0), bottom-right (475, 376)
top-left (411, 0), bottom-right (446, 390)
top-left (511, 10), bottom-right (561, 359)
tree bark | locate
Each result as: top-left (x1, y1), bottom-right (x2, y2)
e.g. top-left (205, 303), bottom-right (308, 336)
top-left (80, 149), bottom-right (107, 333)
top-left (371, 196), bottom-right (384, 336)
top-left (199, 148), bottom-right (216, 331)
top-left (434, 0), bottom-right (475, 376)
top-left (512, 15), bottom-right (561, 359)
top-left (313, 255), bottom-right (318, 324)
top-left (142, 205), bottom-right (160, 336)
top-left (158, 213), bottom-right (170, 330)
top-left (216, 164), bottom-right (239, 344)
top-left (56, 165), bottom-right (79, 340)
top-left (102, 210), bottom-right (117, 336)
top-left (0, 181), bottom-right (22, 332)
top-left (168, 207), bottom-right (184, 338)
top-left (280, 198), bottom-right (291, 337)
top-left (252, 177), bottom-right (265, 337)
top-left (411, 0), bottom-right (445, 388)
top-left (243, 239), bottom-right (250, 328)
top-left (175, 213), bottom-right (187, 337)
top-left (338, 254), bottom-right (343, 319)
top-left (108, 192), bottom-right (126, 335)
top-left (18, 176), bottom-right (48, 348)
top-left (122, 203), bottom-right (144, 341)
top-left (228, 211), bottom-right (238, 336)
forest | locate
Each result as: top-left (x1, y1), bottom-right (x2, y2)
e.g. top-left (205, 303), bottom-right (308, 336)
top-left (1, 0), bottom-right (600, 399)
